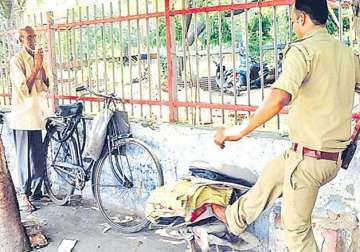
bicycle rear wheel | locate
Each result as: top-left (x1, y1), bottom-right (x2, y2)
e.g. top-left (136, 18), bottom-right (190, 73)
top-left (43, 130), bottom-right (77, 205)
top-left (93, 138), bottom-right (163, 233)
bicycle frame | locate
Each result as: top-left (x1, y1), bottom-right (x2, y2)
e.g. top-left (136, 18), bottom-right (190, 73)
top-left (46, 86), bottom-right (133, 190)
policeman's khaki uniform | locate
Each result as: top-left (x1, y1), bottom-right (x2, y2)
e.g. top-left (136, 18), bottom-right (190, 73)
top-left (226, 27), bottom-right (360, 251)
top-left (9, 48), bottom-right (51, 200)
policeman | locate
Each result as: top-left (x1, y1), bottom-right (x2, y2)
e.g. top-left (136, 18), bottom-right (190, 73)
top-left (213, 0), bottom-right (360, 251)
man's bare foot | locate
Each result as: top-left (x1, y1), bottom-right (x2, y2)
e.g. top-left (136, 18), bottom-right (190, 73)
top-left (21, 194), bottom-right (31, 205)
top-left (211, 204), bottom-right (228, 225)
top-left (20, 195), bottom-right (36, 213)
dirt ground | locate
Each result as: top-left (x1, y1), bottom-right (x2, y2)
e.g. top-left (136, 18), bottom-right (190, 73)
top-left (22, 199), bottom-right (186, 252)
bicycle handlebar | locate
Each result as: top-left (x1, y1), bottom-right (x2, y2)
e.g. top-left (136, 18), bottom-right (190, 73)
top-left (76, 85), bottom-right (123, 102)
top-left (75, 86), bottom-right (87, 92)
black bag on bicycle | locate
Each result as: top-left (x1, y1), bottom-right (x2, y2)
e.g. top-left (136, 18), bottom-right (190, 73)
top-left (108, 111), bottom-right (130, 136)
top-left (107, 111), bottom-right (131, 156)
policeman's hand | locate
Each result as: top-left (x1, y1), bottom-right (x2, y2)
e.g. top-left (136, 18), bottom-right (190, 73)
top-left (214, 127), bottom-right (227, 149)
top-left (34, 48), bottom-right (44, 72)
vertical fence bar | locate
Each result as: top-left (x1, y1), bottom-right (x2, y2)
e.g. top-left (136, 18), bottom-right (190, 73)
top-left (1, 60), bottom-right (5, 104)
top-left (171, 13), bottom-right (178, 121)
top-left (8, 28), bottom-right (13, 104)
top-left (79, 6), bottom-right (85, 86)
top-left (1, 30), bottom-right (6, 104)
top-left (136, 0), bottom-right (143, 116)
top-left (288, 5), bottom-right (292, 42)
top-left (0, 33), bottom-right (6, 104)
top-left (273, 5), bottom-right (280, 129)
top-left (273, 7), bottom-right (279, 81)
top-left (66, 9), bottom-right (71, 103)
top-left (3, 26), bottom-right (8, 105)
top-left (47, 11), bottom-right (58, 110)
top-left (4, 27), bottom-right (8, 105)
top-left (5, 28), bottom-right (11, 105)
top-left (7, 29), bottom-right (10, 104)
top-left (189, 1), bottom-right (195, 123)
top-left (156, 0), bottom-right (162, 119)
top-left (287, 3), bottom-right (292, 126)
top-left (94, 4), bottom-right (100, 111)
top-left (20, 13), bottom-right (24, 27)
top-left (40, 12), bottom-right (44, 26)
top-left (231, 0), bottom-right (237, 124)
top-left (118, 0), bottom-right (125, 111)
top-left (0, 34), bottom-right (4, 104)
top-left (259, 9), bottom-right (265, 103)
top-left (86, 6), bottom-right (93, 112)
top-left (181, 0), bottom-right (189, 122)
top-left (72, 8), bottom-right (78, 93)
top-left (101, 3), bottom-right (108, 95)
top-left (33, 14), bottom-right (37, 27)
top-left (145, 0), bottom-right (152, 116)
top-left (57, 28), bottom-right (64, 105)
top-left (205, 0), bottom-right (213, 124)
top-left (110, 2), bottom-right (116, 93)
top-left (127, 0), bottom-right (134, 115)
top-left (349, 3), bottom-right (354, 47)
top-left (165, 0), bottom-right (175, 122)
top-left (245, 1), bottom-right (251, 119)
top-left (218, 0), bottom-right (225, 124)
top-left (339, 1), bottom-right (344, 42)
top-left (194, 11), bottom-right (201, 124)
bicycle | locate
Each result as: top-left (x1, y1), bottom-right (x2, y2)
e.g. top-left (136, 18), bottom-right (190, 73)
top-left (44, 85), bottom-right (164, 233)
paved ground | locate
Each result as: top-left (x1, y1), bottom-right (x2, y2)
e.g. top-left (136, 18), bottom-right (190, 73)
top-left (22, 199), bottom-right (187, 252)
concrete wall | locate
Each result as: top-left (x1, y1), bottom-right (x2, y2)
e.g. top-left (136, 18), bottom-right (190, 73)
top-left (2, 119), bottom-right (360, 251)
top-left (131, 122), bottom-right (360, 214)
top-left (130, 121), bottom-right (360, 251)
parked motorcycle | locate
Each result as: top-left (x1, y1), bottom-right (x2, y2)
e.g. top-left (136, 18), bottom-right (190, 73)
top-left (146, 161), bottom-right (260, 251)
top-left (214, 55), bottom-right (271, 95)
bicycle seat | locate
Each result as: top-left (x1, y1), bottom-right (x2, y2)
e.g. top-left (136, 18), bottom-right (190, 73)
top-left (56, 103), bottom-right (84, 117)
top-left (188, 161), bottom-right (257, 187)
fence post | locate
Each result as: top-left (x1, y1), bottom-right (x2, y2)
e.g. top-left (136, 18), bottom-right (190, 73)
top-left (46, 11), bottom-right (58, 111)
top-left (165, 0), bottom-right (175, 122)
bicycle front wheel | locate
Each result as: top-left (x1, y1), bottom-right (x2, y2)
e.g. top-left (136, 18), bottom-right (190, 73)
top-left (93, 138), bottom-right (163, 233)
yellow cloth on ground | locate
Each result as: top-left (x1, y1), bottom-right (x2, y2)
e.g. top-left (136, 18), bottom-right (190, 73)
top-left (145, 177), bottom-right (233, 223)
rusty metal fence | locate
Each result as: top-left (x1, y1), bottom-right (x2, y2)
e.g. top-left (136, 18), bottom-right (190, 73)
top-left (0, 0), bottom-right (358, 128)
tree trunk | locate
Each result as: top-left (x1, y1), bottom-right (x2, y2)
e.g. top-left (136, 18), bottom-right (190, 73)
top-left (0, 138), bottom-right (30, 252)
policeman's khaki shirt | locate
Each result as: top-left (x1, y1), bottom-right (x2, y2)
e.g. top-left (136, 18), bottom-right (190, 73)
top-left (273, 27), bottom-right (360, 152)
top-left (9, 48), bottom-right (51, 130)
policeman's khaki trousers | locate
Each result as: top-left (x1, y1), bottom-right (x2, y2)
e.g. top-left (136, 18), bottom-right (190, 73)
top-left (226, 146), bottom-right (341, 252)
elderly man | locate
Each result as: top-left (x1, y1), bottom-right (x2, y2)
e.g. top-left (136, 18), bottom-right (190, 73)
top-left (9, 26), bottom-right (51, 212)
top-left (213, 0), bottom-right (360, 251)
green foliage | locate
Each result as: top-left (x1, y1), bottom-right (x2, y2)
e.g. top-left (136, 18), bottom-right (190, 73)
top-left (0, 0), bottom-right (27, 20)
top-left (326, 13), bottom-right (350, 36)
top-left (248, 12), bottom-right (272, 59)
top-left (0, 0), bottom-right (11, 19)
top-left (148, 17), bottom-right (183, 48)
top-left (207, 13), bottom-right (232, 45)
